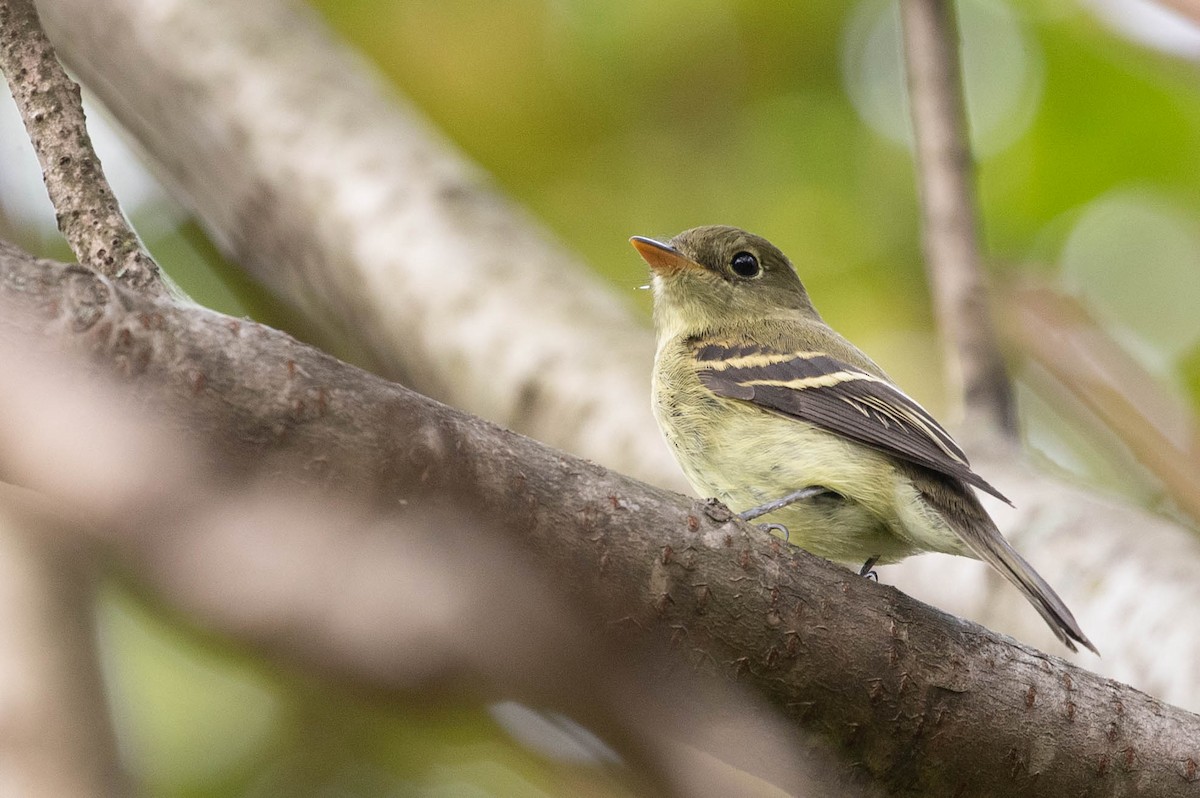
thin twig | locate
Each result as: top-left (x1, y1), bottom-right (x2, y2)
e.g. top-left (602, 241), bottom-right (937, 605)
top-left (0, 0), bottom-right (164, 296)
top-left (899, 0), bottom-right (1016, 438)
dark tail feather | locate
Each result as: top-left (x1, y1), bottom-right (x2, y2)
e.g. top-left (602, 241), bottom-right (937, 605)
top-left (956, 515), bottom-right (1098, 655)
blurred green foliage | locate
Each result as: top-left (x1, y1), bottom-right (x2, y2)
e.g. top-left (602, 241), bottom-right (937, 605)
top-left (6, 1), bottom-right (1200, 795)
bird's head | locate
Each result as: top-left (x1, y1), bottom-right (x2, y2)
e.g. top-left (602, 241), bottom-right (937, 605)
top-left (630, 225), bottom-right (820, 340)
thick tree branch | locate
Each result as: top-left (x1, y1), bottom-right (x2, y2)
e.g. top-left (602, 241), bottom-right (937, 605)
top-left (0, 0), bottom-right (163, 296)
top-left (2, 242), bottom-right (1198, 797)
top-left (0, 401), bottom-right (826, 798)
top-left (899, 0), bottom-right (1016, 438)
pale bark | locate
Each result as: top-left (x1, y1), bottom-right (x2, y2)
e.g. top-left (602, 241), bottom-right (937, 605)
top-left (34, 0), bottom-right (681, 490)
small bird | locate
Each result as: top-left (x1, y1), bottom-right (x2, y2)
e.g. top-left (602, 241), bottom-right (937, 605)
top-left (631, 225), bottom-right (1095, 654)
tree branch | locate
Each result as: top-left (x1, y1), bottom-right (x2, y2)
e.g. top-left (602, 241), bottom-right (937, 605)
top-left (899, 0), bottom-right (1015, 438)
top-left (2, 241), bottom-right (1198, 797)
top-left (0, 0), bottom-right (164, 296)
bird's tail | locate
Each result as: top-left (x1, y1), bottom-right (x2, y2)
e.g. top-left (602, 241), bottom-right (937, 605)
top-left (955, 514), bottom-right (1097, 655)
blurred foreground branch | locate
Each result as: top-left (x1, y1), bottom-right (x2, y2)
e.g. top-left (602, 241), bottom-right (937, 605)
top-left (0, 344), bottom-right (834, 798)
top-left (2, 242), bottom-right (1198, 797)
top-left (0, 487), bottom-right (124, 797)
top-left (1004, 283), bottom-right (1200, 526)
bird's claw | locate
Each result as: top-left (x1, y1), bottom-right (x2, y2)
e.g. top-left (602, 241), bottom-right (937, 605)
top-left (756, 522), bottom-right (790, 542)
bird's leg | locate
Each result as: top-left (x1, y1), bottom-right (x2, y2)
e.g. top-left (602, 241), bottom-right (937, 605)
top-left (859, 556), bottom-right (880, 581)
top-left (739, 486), bottom-right (830, 522)
top-left (738, 486), bottom-right (832, 542)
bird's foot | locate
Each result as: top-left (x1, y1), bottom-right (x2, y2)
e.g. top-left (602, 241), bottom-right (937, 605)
top-left (859, 556), bottom-right (880, 581)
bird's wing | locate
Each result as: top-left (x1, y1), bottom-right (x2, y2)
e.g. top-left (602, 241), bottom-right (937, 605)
top-left (693, 341), bottom-right (1011, 504)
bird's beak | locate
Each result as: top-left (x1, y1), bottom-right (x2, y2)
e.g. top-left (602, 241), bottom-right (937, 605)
top-left (630, 236), bottom-right (703, 276)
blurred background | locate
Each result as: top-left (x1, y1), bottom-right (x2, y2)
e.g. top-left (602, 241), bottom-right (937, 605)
top-left (3, 0), bottom-right (1200, 794)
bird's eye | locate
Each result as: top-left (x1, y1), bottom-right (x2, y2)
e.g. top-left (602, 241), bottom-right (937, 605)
top-left (730, 251), bottom-right (761, 278)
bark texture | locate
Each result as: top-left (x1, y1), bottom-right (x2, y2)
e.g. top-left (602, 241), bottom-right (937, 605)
top-left (0, 0), bottom-right (163, 295)
top-left (3, 241), bottom-right (1198, 798)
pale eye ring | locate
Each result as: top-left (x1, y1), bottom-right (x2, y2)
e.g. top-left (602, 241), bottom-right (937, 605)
top-left (730, 251), bottom-right (761, 278)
